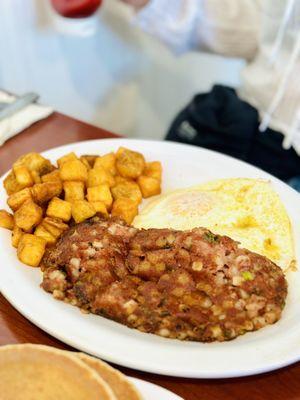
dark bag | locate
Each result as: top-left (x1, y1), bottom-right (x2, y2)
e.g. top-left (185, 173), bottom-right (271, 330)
top-left (166, 85), bottom-right (300, 182)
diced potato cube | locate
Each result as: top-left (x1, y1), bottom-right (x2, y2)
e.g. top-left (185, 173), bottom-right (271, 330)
top-left (0, 210), bottom-right (14, 230)
top-left (60, 159), bottom-right (88, 182)
top-left (41, 169), bottom-right (61, 183)
top-left (89, 201), bottom-right (108, 217)
top-left (116, 147), bottom-right (126, 157)
top-left (137, 176), bottom-right (161, 198)
top-left (57, 152), bottom-right (78, 168)
top-left (3, 171), bottom-right (23, 195)
top-left (63, 181), bottom-right (85, 202)
top-left (42, 217), bottom-right (68, 238)
top-left (87, 184), bottom-right (113, 209)
top-left (40, 162), bottom-right (55, 176)
top-left (46, 197), bottom-right (72, 222)
top-left (87, 167), bottom-right (114, 188)
top-left (34, 224), bottom-right (56, 246)
top-left (30, 170), bottom-right (42, 184)
top-left (114, 175), bottom-right (132, 185)
top-left (17, 233), bottom-right (46, 267)
top-left (31, 182), bottom-right (63, 204)
top-left (13, 165), bottom-right (34, 188)
top-left (116, 148), bottom-right (145, 179)
top-left (14, 153), bottom-right (53, 175)
top-left (94, 153), bottom-right (117, 176)
top-left (80, 156), bottom-right (92, 170)
top-left (14, 200), bottom-right (43, 232)
top-left (7, 188), bottom-right (32, 211)
top-left (11, 225), bottom-right (23, 248)
top-left (72, 200), bottom-right (96, 223)
top-left (144, 161), bottom-right (162, 181)
top-left (111, 181), bottom-right (142, 205)
top-left (111, 198), bottom-right (138, 225)
top-left (81, 155), bottom-right (98, 168)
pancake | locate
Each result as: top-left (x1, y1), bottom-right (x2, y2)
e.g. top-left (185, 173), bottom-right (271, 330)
top-left (76, 353), bottom-right (142, 400)
top-left (0, 344), bottom-right (116, 400)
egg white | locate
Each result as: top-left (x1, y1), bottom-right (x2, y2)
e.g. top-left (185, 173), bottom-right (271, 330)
top-left (134, 178), bottom-right (294, 269)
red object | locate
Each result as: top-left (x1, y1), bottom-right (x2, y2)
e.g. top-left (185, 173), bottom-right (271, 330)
top-left (51, 0), bottom-right (102, 18)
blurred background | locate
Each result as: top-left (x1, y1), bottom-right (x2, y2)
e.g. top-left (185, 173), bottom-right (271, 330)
top-left (0, 0), bottom-right (243, 139)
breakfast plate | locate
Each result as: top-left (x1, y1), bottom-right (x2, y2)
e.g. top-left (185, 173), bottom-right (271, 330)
top-left (0, 139), bottom-right (300, 378)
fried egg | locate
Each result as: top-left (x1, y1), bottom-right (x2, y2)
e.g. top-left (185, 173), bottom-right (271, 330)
top-left (133, 178), bottom-right (294, 269)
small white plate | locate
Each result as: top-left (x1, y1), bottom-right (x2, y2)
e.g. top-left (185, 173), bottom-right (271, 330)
top-left (128, 377), bottom-right (183, 400)
top-left (0, 139), bottom-right (300, 378)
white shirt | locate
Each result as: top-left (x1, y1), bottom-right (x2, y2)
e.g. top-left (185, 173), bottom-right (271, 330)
top-left (135, 0), bottom-right (300, 154)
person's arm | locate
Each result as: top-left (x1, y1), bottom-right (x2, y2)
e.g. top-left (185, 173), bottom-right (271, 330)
top-left (121, 0), bottom-right (261, 60)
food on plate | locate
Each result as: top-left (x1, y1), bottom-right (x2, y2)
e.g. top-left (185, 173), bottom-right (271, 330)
top-left (60, 159), bottom-right (89, 182)
top-left (81, 154), bottom-right (98, 168)
top-left (111, 181), bottom-right (142, 205)
top-left (34, 224), bottom-right (57, 246)
top-left (40, 217), bottom-right (69, 239)
top-left (57, 151), bottom-right (78, 167)
top-left (14, 200), bottom-right (43, 232)
top-left (87, 184), bottom-right (113, 209)
top-left (0, 344), bottom-right (116, 400)
top-left (144, 161), bottom-right (162, 181)
top-left (0, 344), bottom-right (142, 400)
top-left (46, 197), bottom-right (72, 222)
top-left (0, 149), bottom-right (162, 267)
top-left (13, 152), bottom-right (53, 176)
top-left (11, 225), bottom-right (23, 248)
top-left (13, 164), bottom-right (34, 188)
top-left (63, 181), bottom-right (85, 202)
top-left (17, 234), bottom-right (46, 267)
top-left (4, 153), bottom-right (53, 194)
top-left (41, 169), bottom-right (61, 183)
top-left (72, 200), bottom-right (97, 223)
top-left (111, 198), bottom-right (139, 225)
top-left (41, 217), bottom-right (287, 342)
top-left (116, 147), bottom-right (145, 179)
top-left (134, 178), bottom-right (294, 269)
top-left (0, 210), bottom-right (14, 230)
top-left (77, 353), bottom-right (142, 400)
top-left (137, 175), bottom-right (161, 198)
top-left (4, 171), bottom-right (25, 195)
top-left (31, 181), bottom-right (63, 204)
top-left (94, 152), bottom-right (117, 176)
top-left (7, 187), bottom-right (32, 211)
top-left (87, 166), bottom-right (115, 188)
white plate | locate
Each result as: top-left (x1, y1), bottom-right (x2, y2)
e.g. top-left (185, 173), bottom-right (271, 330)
top-left (0, 139), bottom-right (300, 379)
top-left (128, 377), bottom-right (183, 400)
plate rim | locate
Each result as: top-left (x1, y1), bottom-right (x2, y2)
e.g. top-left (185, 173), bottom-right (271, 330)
top-left (127, 377), bottom-right (184, 399)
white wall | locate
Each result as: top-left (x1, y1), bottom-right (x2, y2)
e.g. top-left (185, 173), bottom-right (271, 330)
top-left (0, 0), bottom-right (244, 139)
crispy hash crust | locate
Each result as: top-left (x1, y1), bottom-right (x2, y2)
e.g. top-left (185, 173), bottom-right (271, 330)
top-left (41, 218), bottom-right (287, 342)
